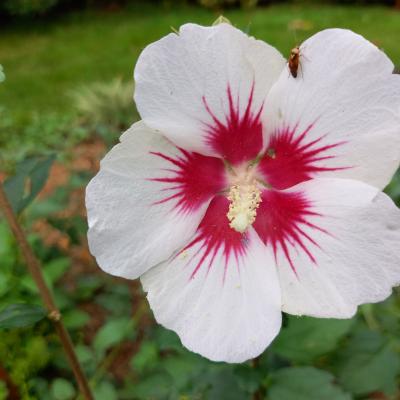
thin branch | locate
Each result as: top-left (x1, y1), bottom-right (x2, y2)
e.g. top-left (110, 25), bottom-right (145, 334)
top-left (0, 184), bottom-right (94, 400)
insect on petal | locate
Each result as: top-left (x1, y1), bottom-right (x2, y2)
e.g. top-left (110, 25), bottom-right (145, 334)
top-left (263, 28), bottom-right (400, 189)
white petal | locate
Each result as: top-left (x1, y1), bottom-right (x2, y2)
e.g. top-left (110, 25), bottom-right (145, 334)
top-left (271, 178), bottom-right (400, 318)
top-left (262, 28), bottom-right (400, 189)
top-left (141, 196), bottom-right (282, 363)
top-left (86, 121), bottom-right (226, 279)
top-left (134, 23), bottom-right (285, 160)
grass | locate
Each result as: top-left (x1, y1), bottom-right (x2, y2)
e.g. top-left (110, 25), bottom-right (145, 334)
top-left (0, 3), bottom-right (400, 127)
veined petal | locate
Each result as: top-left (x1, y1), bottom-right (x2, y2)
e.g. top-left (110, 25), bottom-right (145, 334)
top-left (257, 178), bottom-right (400, 318)
top-left (261, 28), bottom-right (400, 189)
top-left (134, 23), bottom-right (286, 164)
top-left (141, 196), bottom-right (282, 363)
top-left (86, 121), bottom-right (226, 279)
top-left (253, 188), bottom-right (320, 274)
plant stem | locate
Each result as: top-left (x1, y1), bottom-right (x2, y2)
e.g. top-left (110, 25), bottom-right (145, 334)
top-left (0, 184), bottom-right (94, 400)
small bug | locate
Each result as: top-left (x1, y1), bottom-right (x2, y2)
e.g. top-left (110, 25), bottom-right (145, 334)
top-left (288, 46), bottom-right (301, 78)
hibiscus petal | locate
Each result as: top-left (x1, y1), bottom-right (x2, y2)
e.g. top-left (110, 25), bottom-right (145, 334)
top-left (86, 121), bottom-right (226, 279)
top-left (260, 28), bottom-right (400, 190)
top-left (134, 23), bottom-right (286, 163)
top-left (256, 178), bottom-right (400, 318)
top-left (141, 196), bottom-right (282, 362)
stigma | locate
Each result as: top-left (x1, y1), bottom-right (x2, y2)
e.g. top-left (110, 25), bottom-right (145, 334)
top-left (227, 181), bottom-right (262, 233)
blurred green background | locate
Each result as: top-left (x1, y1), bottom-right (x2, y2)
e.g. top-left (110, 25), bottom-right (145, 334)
top-left (1, 1), bottom-right (400, 399)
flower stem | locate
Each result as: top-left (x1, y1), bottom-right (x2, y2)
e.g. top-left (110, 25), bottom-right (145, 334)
top-left (0, 183), bottom-right (94, 400)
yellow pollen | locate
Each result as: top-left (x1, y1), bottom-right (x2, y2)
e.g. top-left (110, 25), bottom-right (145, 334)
top-left (227, 181), bottom-right (262, 233)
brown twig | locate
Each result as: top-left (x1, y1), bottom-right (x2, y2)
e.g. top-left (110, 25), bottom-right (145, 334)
top-left (0, 184), bottom-right (94, 400)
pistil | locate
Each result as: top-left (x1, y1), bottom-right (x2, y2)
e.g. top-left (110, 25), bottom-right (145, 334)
top-left (227, 181), bottom-right (262, 233)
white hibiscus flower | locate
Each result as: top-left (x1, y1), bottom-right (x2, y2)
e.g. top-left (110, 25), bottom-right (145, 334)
top-left (86, 23), bottom-right (400, 363)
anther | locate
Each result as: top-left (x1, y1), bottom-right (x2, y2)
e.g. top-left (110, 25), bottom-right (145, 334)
top-left (227, 181), bottom-right (262, 233)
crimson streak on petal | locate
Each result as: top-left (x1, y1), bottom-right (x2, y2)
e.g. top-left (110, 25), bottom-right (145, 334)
top-left (258, 123), bottom-right (348, 190)
top-left (150, 149), bottom-right (226, 214)
top-left (203, 84), bottom-right (264, 165)
top-left (180, 196), bottom-right (247, 281)
top-left (253, 190), bottom-right (327, 274)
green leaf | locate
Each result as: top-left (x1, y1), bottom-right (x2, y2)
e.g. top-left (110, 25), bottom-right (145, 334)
top-left (29, 378), bottom-right (51, 400)
top-left (96, 286), bottom-right (131, 316)
top-left (335, 330), bottom-right (400, 396)
top-left (0, 304), bottom-right (46, 329)
top-left (75, 275), bottom-right (103, 300)
top-left (234, 365), bottom-right (263, 394)
top-left (269, 367), bottom-right (351, 400)
top-left (20, 257), bottom-right (71, 293)
top-left (20, 258), bottom-right (69, 295)
top-left (154, 326), bottom-right (183, 352)
top-left (368, 296), bottom-right (400, 337)
top-left (63, 309), bottom-right (90, 330)
top-left (161, 353), bottom-right (207, 392)
top-left (272, 315), bottom-right (353, 362)
top-left (51, 378), bottom-right (76, 400)
top-left (131, 372), bottom-right (173, 399)
top-left (75, 345), bottom-right (93, 365)
top-left (3, 154), bottom-right (56, 214)
top-left (207, 368), bottom-right (248, 400)
top-left (44, 258), bottom-right (70, 283)
top-left (130, 341), bottom-right (158, 373)
top-left (21, 271), bottom-right (53, 294)
top-left (93, 317), bottom-right (135, 354)
top-left (93, 381), bottom-right (118, 400)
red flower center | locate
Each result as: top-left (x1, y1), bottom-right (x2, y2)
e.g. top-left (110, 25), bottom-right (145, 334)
top-left (150, 85), bottom-right (347, 277)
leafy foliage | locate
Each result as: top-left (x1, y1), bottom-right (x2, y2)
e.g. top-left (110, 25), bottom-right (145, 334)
top-left (69, 78), bottom-right (137, 144)
top-left (50, 379), bottom-right (76, 400)
top-left (0, 112), bottom-right (87, 167)
top-left (272, 316), bottom-right (353, 363)
top-left (93, 317), bottom-right (135, 356)
top-left (334, 330), bottom-right (400, 396)
top-left (0, 304), bottom-right (46, 329)
top-left (4, 154), bottom-right (55, 214)
top-left (268, 367), bottom-right (352, 400)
